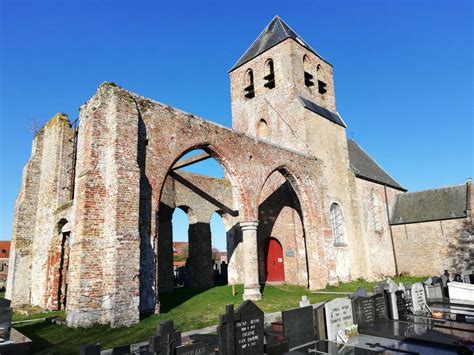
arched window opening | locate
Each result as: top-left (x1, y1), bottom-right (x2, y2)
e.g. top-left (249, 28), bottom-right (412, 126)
top-left (171, 207), bottom-right (190, 287)
top-left (211, 212), bottom-right (228, 285)
top-left (303, 55), bottom-right (314, 87)
top-left (317, 65), bottom-right (327, 95)
top-left (370, 191), bottom-right (382, 232)
top-left (264, 59), bottom-right (275, 89)
top-left (244, 69), bottom-right (255, 99)
top-left (257, 119), bottom-right (269, 138)
top-left (330, 203), bottom-right (345, 245)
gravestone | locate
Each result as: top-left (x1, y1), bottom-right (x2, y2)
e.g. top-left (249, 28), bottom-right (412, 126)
top-left (351, 296), bottom-right (374, 326)
top-left (385, 283), bottom-right (399, 320)
top-left (313, 302), bottom-right (327, 341)
top-left (349, 287), bottom-right (368, 299)
top-left (150, 320), bottom-right (182, 355)
top-left (111, 344), bottom-right (131, 354)
top-left (176, 342), bottom-right (215, 355)
top-left (0, 301), bottom-right (12, 342)
top-left (217, 300), bottom-right (264, 355)
top-left (371, 293), bottom-right (388, 320)
top-left (411, 283), bottom-right (427, 313)
top-left (424, 283), bottom-right (443, 300)
top-left (440, 274), bottom-right (449, 298)
top-left (299, 295), bottom-right (310, 307)
top-left (282, 305), bottom-right (315, 349)
top-left (79, 343), bottom-right (101, 355)
top-left (461, 270), bottom-right (474, 284)
top-left (395, 290), bottom-right (409, 320)
top-left (324, 298), bottom-right (354, 342)
top-left (265, 340), bottom-right (289, 355)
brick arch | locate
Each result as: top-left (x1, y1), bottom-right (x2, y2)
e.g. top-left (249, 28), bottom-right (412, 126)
top-left (257, 164), bottom-right (328, 289)
top-left (156, 144), bottom-right (249, 220)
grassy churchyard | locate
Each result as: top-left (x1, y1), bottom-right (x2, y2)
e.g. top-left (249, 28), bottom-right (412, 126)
top-left (14, 276), bottom-right (426, 354)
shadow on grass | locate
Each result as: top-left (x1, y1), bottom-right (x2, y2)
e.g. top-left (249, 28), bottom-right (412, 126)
top-left (14, 321), bottom-right (53, 353)
top-left (158, 286), bottom-right (209, 313)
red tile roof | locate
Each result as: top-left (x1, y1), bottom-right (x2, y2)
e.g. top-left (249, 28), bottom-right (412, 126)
top-left (0, 241), bottom-right (11, 259)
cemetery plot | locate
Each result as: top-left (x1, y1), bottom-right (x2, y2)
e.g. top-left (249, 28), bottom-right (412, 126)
top-left (281, 305), bottom-right (315, 349)
top-left (217, 300), bottom-right (264, 355)
top-left (351, 296), bottom-right (374, 326)
top-left (324, 298), bottom-right (354, 342)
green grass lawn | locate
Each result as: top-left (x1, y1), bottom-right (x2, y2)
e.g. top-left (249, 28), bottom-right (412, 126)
top-left (15, 276), bottom-right (426, 354)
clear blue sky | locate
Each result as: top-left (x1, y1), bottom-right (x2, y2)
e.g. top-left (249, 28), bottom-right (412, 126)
top-left (1, 0), bottom-right (473, 248)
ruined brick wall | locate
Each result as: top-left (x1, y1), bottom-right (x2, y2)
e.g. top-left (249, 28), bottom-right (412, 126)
top-left (7, 114), bottom-right (74, 307)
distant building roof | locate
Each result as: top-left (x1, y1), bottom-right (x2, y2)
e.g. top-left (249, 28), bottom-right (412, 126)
top-left (347, 139), bottom-right (406, 191)
top-left (390, 184), bottom-right (468, 225)
top-left (230, 16), bottom-right (328, 72)
top-left (298, 96), bottom-right (346, 127)
top-left (0, 241), bottom-right (11, 259)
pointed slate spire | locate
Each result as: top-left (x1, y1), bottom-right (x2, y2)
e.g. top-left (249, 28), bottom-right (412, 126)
top-left (230, 16), bottom-right (326, 72)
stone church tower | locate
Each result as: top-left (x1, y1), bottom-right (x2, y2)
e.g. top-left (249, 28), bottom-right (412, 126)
top-left (229, 17), bottom-right (366, 282)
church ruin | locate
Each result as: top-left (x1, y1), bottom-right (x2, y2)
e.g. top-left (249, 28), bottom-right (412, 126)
top-left (7, 17), bottom-right (473, 328)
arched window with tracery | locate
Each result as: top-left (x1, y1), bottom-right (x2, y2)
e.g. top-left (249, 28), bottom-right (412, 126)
top-left (244, 69), bottom-right (255, 99)
top-left (264, 59), bottom-right (275, 89)
top-left (330, 203), bottom-right (345, 245)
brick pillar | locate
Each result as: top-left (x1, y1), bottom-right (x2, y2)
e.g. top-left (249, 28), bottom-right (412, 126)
top-left (188, 222), bottom-right (213, 289)
top-left (241, 221), bottom-right (262, 300)
top-left (158, 204), bottom-right (174, 293)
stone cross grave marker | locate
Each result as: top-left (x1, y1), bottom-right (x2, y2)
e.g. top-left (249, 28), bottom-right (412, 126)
top-left (282, 305), bottom-right (315, 349)
top-left (411, 283), bottom-right (427, 313)
top-left (324, 298), bottom-right (354, 342)
top-left (217, 300), bottom-right (264, 355)
top-left (299, 295), bottom-right (310, 307)
top-left (351, 296), bottom-right (374, 326)
top-left (371, 292), bottom-right (388, 320)
top-left (149, 320), bottom-right (182, 355)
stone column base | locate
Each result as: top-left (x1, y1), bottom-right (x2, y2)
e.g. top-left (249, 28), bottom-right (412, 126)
top-left (243, 284), bottom-right (262, 301)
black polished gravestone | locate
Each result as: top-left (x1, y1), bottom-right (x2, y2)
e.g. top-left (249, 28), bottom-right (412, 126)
top-left (282, 305), bottom-right (315, 349)
top-left (149, 320), bottom-right (182, 355)
top-left (176, 342), bottom-right (215, 355)
top-left (0, 306), bottom-right (13, 342)
top-left (371, 293), bottom-right (388, 321)
top-left (395, 290), bottom-right (410, 320)
top-left (79, 343), bottom-right (101, 355)
top-left (217, 300), bottom-right (264, 355)
top-left (111, 344), bottom-right (131, 354)
top-left (351, 296), bottom-right (374, 326)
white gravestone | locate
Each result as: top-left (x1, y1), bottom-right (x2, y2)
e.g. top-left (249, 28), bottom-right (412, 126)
top-left (448, 281), bottom-right (474, 302)
top-left (411, 283), bottom-right (427, 313)
top-left (324, 298), bottom-right (354, 341)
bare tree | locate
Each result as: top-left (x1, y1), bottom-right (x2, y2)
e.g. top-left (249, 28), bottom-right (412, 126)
top-left (27, 116), bottom-right (42, 135)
